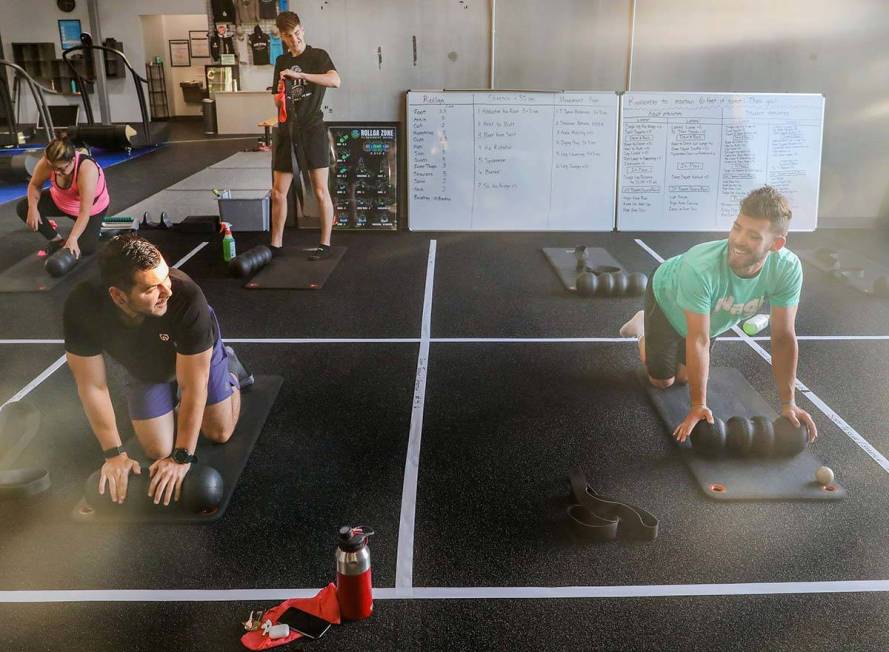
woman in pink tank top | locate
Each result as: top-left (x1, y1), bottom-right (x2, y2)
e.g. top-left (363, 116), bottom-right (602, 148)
top-left (16, 136), bottom-right (111, 259)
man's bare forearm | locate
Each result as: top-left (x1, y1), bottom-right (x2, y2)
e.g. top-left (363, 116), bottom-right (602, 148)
top-left (77, 383), bottom-right (123, 451)
top-left (686, 337), bottom-right (710, 406)
top-left (174, 385), bottom-right (207, 453)
top-left (771, 335), bottom-right (798, 405)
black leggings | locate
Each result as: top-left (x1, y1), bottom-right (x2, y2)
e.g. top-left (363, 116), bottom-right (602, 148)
top-left (16, 190), bottom-right (106, 256)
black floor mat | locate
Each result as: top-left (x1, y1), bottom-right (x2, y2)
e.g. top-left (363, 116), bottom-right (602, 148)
top-left (542, 246), bottom-right (625, 291)
top-left (798, 247), bottom-right (889, 297)
top-left (0, 250), bottom-right (95, 293)
top-left (245, 246), bottom-right (346, 290)
top-left (640, 367), bottom-right (846, 501)
top-left (72, 375), bottom-right (282, 523)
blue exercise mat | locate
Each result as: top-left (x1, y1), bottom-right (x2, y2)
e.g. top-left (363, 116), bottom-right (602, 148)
top-left (0, 145), bottom-right (161, 205)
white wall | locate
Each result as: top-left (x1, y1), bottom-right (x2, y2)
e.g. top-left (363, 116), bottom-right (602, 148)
top-left (96, 0), bottom-right (206, 121)
top-left (0, 0), bottom-right (206, 122)
top-left (491, 0), bottom-right (889, 225)
top-left (0, 0), bottom-right (92, 121)
top-left (628, 0), bottom-right (889, 225)
top-left (141, 15), bottom-right (208, 117)
top-left (3, 0), bottom-right (888, 224)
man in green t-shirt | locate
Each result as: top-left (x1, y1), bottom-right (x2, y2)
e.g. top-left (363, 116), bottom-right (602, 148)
top-left (619, 185), bottom-right (817, 444)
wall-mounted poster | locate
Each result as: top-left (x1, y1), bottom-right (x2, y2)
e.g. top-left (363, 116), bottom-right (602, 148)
top-left (189, 31), bottom-right (210, 58)
top-left (169, 40), bottom-right (191, 67)
top-left (328, 122), bottom-right (401, 231)
top-left (58, 19), bottom-right (82, 51)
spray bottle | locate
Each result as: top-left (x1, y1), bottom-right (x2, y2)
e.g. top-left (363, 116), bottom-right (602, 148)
top-left (221, 221), bottom-right (236, 262)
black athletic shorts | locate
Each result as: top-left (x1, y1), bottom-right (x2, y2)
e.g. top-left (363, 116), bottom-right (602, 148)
top-left (643, 270), bottom-right (716, 380)
top-left (272, 121), bottom-right (330, 173)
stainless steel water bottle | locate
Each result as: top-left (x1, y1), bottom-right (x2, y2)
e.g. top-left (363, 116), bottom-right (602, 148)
top-left (335, 525), bottom-right (375, 621)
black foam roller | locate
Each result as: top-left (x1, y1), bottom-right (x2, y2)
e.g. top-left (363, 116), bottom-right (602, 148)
top-left (84, 464), bottom-right (223, 514)
top-left (690, 418), bottom-right (726, 457)
top-left (229, 245), bottom-right (272, 278)
top-left (626, 272), bottom-right (648, 297)
top-left (44, 249), bottom-right (78, 277)
top-left (595, 271), bottom-right (615, 297)
top-left (576, 271), bottom-right (598, 297)
top-left (772, 416), bottom-right (808, 456)
top-left (610, 271), bottom-right (629, 296)
top-left (750, 416), bottom-right (775, 456)
top-left (725, 416), bottom-right (753, 456)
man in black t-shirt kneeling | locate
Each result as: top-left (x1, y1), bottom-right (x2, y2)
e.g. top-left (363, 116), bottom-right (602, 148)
top-left (64, 234), bottom-right (249, 506)
top-left (270, 10), bottom-right (340, 261)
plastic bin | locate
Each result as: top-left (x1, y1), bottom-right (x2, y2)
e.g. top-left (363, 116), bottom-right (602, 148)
top-left (218, 190), bottom-right (271, 232)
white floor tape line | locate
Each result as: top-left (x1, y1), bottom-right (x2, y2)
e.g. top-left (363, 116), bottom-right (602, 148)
top-left (6, 580), bottom-right (889, 603)
top-left (395, 239), bottom-right (437, 593)
top-left (5, 335), bottom-right (889, 345)
top-left (634, 238), bottom-right (889, 474)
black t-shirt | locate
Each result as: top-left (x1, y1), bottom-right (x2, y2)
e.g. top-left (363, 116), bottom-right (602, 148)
top-left (212, 0), bottom-right (237, 22)
top-left (271, 46), bottom-right (336, 127)
top-left (258, 0), bottom-right (277, 19)
top-left (210, 34), bottom-right (236, 61)
top-left (249, 31), bottom-right (270, 66)
top-left (64, 269), bottom-right (217, 383)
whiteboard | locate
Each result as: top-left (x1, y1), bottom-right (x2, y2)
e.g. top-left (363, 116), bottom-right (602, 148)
top-left (407, 90), bottom-right (619, 231)
top-left (617, 92), bottom-right (824, 231)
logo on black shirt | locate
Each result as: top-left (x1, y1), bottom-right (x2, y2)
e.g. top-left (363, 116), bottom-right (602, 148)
top-left (159, 333), bottom-right (170, 342)
top-left (287, 66), bottom-right (310, 102)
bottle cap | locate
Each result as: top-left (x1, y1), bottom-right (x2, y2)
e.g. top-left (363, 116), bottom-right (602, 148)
top-left (337, 525), bottom-right (374, 551)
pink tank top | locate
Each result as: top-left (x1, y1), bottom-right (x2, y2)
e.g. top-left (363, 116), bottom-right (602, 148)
top-left (49, 151), bottom-right (110, 216)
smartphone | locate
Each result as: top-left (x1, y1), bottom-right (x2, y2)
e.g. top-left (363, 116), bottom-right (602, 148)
top-left (276, 607), bottom-right (332, 640)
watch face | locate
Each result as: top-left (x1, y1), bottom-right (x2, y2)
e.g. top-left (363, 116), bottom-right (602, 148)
top-left (57, 0), bottom-right (76, 12)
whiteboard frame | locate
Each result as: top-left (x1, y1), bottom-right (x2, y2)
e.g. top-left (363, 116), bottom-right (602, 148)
top-left (406, 89), bottom-right (620, 232)
top-left (616, 91), bottom-right (825, 233)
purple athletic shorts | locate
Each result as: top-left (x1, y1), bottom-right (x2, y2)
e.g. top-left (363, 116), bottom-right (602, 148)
top-left (125, 314), bottom-right (235, 421)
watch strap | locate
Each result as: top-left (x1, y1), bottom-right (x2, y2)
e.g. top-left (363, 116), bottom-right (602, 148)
top-left (103, 445), bottom-right (125, 459)
top-left (171, 447), bottom-right (198, 464)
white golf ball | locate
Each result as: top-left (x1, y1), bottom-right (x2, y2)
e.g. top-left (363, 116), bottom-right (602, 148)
top-left (815, 466), bottom-right (834, 486)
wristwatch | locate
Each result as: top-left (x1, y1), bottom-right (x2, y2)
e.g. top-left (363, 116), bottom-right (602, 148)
top-left (170, 448), bottom-right (198, 464)
top-left (103, 445), bottom-right (125, 459)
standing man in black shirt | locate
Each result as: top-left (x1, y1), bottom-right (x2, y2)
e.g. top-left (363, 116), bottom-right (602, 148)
top-left (270, 11), bottom-right (340, 261)
top-left (64, 235), bottom-right (250, 506)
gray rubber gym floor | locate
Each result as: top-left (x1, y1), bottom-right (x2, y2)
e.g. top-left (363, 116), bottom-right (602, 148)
top-left (2, 124), bottom-right (889, 650)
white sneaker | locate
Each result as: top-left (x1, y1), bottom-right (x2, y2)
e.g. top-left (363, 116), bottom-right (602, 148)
top-left (619, 310), bottom-right (645, 339)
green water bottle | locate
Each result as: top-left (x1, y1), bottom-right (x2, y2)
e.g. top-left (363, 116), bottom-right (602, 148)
top-left (221, 222), bottom-right (236, 262)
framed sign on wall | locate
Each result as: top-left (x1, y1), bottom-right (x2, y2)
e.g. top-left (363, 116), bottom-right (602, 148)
top-left (58, 19), bottom-right (82, 51)
top-left (189, 31), bottom-right (210, 59)
top-left (169, 40), bottom-right (191, 67)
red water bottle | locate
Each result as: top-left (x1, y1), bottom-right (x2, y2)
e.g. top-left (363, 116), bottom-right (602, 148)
top-left (335, 525), bottom-right (374, 621)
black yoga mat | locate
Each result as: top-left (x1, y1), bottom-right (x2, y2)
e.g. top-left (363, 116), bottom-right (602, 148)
top-left (245, 246), bottom-right (346, 290)
top-left (0, 250), bottom-right (95, 293)
top-left (798, 247), bottom-right (889, 297)
top-left (640, 367), bottom-right (845, 501)
top-left (72, 375), bottom-right (282, 523)
top-left (543, 246), bottom-right (625, 292)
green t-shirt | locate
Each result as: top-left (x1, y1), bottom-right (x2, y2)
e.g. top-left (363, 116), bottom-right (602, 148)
top-left (652, 239), bottom-right (802, 338)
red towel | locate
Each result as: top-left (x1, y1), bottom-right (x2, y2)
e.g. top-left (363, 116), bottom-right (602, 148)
top-left (240, 583), bottom-right (341, 650)
top-left (276, 80), bottom-right (287, 124)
